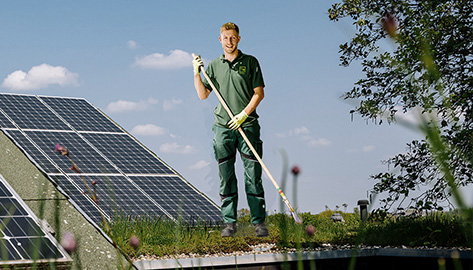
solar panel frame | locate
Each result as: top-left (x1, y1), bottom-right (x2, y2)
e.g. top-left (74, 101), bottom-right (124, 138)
top-left (39, 96), bottom-right (123, 133)
top-left (0, 109), bottom-right (15, 129)
top-left (0, 93), bottom-right (222, 225)
top-left (0, 94), bottom-right (71, 131)
top-left (49, 174), bottom-right (170, 223)
top-left (3, 130), bottom-right (62, 174)
top-left (9, 130), bottom-right (120, 174)
top-left (0, 174), bottom-right (72, 265)
top-left (129, 175), bottom-right (222, 223)
top-left (82, 132), bottom-right (174, 175)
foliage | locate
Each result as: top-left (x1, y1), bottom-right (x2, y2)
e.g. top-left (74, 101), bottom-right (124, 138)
top-left (359, 211), bottom-right (469, 247)
top-left (104, 210), bottom-right (470, 260)
top-left (328, 0), bottom-right (473, 211)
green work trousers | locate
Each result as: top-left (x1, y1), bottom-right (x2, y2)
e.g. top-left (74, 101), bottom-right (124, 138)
top-left (212, 123), bottom-right (266, 225)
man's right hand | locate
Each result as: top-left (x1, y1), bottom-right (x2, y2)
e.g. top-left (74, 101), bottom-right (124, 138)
top-left (193, 55), bottom-right (204, 75)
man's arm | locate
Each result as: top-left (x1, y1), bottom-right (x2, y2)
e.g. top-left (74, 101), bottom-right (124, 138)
top-left (228, 86), bottom-right (264, 130)
top-left (194, 73), bottom-right (211, 100)
top-left (243, 86), bottom-right (264, 115)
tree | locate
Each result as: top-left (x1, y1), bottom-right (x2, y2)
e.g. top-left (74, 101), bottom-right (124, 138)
top-left (328, 0), bottom-right (473, 211)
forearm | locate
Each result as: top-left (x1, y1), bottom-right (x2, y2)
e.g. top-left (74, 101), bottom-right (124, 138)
top-left (243, 86), bottom-right (264, 115)
top-left (194, 74), bottom-right (211, 100)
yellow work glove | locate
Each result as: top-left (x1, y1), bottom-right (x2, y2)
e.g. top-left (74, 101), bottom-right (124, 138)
top-left (228, 110), bottom-right (248, 130)
top-left (192, 55), bottom-right (204, 75)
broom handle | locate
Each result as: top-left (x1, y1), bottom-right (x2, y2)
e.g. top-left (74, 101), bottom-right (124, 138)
top-left (192, 54), bottom-right (296, 213)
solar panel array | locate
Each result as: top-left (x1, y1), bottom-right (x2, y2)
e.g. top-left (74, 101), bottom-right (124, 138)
top-left (0, 174), bottom-right (71, 265)
top-left (0, 93), bottom-right (221, 225)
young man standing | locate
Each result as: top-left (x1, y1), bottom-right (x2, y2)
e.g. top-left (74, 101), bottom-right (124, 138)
top-left (192, 22), bottom-right (268, 237)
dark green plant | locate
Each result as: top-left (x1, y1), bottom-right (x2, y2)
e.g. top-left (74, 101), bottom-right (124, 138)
top-left (328, 0), bottom-right (473, 212)
top-left (104, 210), bottom-right (470, 259)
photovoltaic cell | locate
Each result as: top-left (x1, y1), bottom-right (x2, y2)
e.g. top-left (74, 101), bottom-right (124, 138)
top-left (0, 94), bottom-right (71, 131)
top-left (0, 239), bottom-right (22, 260)
top-left (1, 217), bottom-right (44, 237)
top-left (11, 237), bottom-right (60, 260)
top-left (129, 176), bottom-right (222, 223)
top-left (0, 93), bottom-right (222, 225)
top-left (9, 130), bottom-right (119, 174)
top-left (0, 111), bottom-right (14, 129)
top-left (40, 96), bottom-right (123, 133)
top-left (82, 133), bottom-right (174, 174)
top-left (3, 130), bottom-right (58, 174)
top-left (0, 182), bottom-right (12, 197)
top-left (0, 175), bottom-right (71, 263)
top-left (49, 175), bottom-right (107, 223)
top-left (50, 175), bottom-right (167, 223)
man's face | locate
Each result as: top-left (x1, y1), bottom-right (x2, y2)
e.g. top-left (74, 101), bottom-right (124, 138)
top-left (219, 29), bottom-right (240, 55)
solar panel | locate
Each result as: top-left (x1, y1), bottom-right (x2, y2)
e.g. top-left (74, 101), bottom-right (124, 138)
top-left (4, 130), bottom-right (120, 174)
top-left (0, 174), bottom-right (71, 265)
top-left (50, 174), bottom-right (169, 223)
top-left (0, 93), bottom-right (221, 226)
top-left (129, 176), bottom-right (222, 222)
top-left (0, 94), bottom-right (71, 131)
top-left (0, 110), bottom-right (15, 129)
top-left (82, 133), bottom-right (174, 174)
top-left (40, 96), bottom-right (123, 133)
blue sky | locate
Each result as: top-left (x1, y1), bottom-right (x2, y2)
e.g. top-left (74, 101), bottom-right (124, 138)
top-left (0, 1), bottom-right (426, 214)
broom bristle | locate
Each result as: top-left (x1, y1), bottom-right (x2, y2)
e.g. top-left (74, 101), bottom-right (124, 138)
top-left (292, 212), bottom-right (303, 225)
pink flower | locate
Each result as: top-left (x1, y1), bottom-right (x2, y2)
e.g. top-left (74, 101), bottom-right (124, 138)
top-left (54, 143), bottom-right (69, 156)
top-left (291, 165), bottom-right (300, 176)
top-left (129, 235), bottom-right (140, 249)
top-left (69, 164), bottom-right (80, 173)
top-left (61, 232), bottom-right (77, 254)
top-left (382, 12), bottom-right (399, 38)
top-left (306, 225), bottom-right (315, 236)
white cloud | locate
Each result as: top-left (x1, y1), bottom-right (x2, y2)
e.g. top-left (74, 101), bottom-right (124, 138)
top-left (308, 138), bottom-right (332, 147)
top-left (393, 106), bottom-right (423, 127)
top-left (105, 98), bottom-right (158, 113)
top-left (131, 124), bottom-right (167, 136)
top-left (189, 160), bottom-right (211, 170)
top-left (277, 126), bottom-right (331, 148)
top-left (159, 142), bottom-right (196, 154)
top-left (163, 98), bottom-right (183, 111)
top-left (346, 145), bottom-right (376, 153)
top-left (133, 49), bottom-right (193, 70)
top-left (2, 63), bottom-right (79, 91)
top-left (127, 40), bottom-right (138, 49)
top-left (292, 126), bottom-right (310, 136)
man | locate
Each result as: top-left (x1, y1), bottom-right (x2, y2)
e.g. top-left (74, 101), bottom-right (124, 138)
top-left (192, 22), bottom-right (268, 237)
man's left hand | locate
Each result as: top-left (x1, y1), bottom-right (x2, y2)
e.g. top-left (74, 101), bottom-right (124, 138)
top-left (228, 111), bottom-right (248, 130)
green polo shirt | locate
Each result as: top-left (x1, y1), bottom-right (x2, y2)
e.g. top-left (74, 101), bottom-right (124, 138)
top-left (203, 50), bottom-right (265, 128)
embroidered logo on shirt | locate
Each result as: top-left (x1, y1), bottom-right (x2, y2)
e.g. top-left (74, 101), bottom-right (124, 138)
top-left (239, 66), bottom-right (247, 75)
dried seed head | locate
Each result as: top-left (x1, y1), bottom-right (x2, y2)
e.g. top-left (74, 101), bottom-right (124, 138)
top-left (306, 224), bottom-right (315, 236)
top-left (382, 12), bottom-right (398, 38)
top-left (291, 165), bottom-right (300, 176)
top-left (129, 235), bottom-right (140, 249)
top-left (61, 232), bottom-right (77, 254)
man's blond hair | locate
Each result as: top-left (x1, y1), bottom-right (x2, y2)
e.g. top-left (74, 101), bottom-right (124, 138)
top-left (220, 22), bottom-right (239, 35)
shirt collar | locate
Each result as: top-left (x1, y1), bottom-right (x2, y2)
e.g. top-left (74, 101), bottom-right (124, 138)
top-left (220, 50), bottom-right (244, 63)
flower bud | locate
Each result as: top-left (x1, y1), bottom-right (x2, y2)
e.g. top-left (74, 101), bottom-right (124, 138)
top-left (382, 12), bottom-right (398, 38)
top-left (129, 235), bottom-right (140, 249)
top-left (61, 232), bottom-right (77, 254)
top-left (306, 225), bottom-right (315, 236)
top-left (291, 165), bottom-right (300, 176)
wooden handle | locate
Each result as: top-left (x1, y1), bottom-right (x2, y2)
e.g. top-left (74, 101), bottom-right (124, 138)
top-left (192, 52), bottom-right (298, 216)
